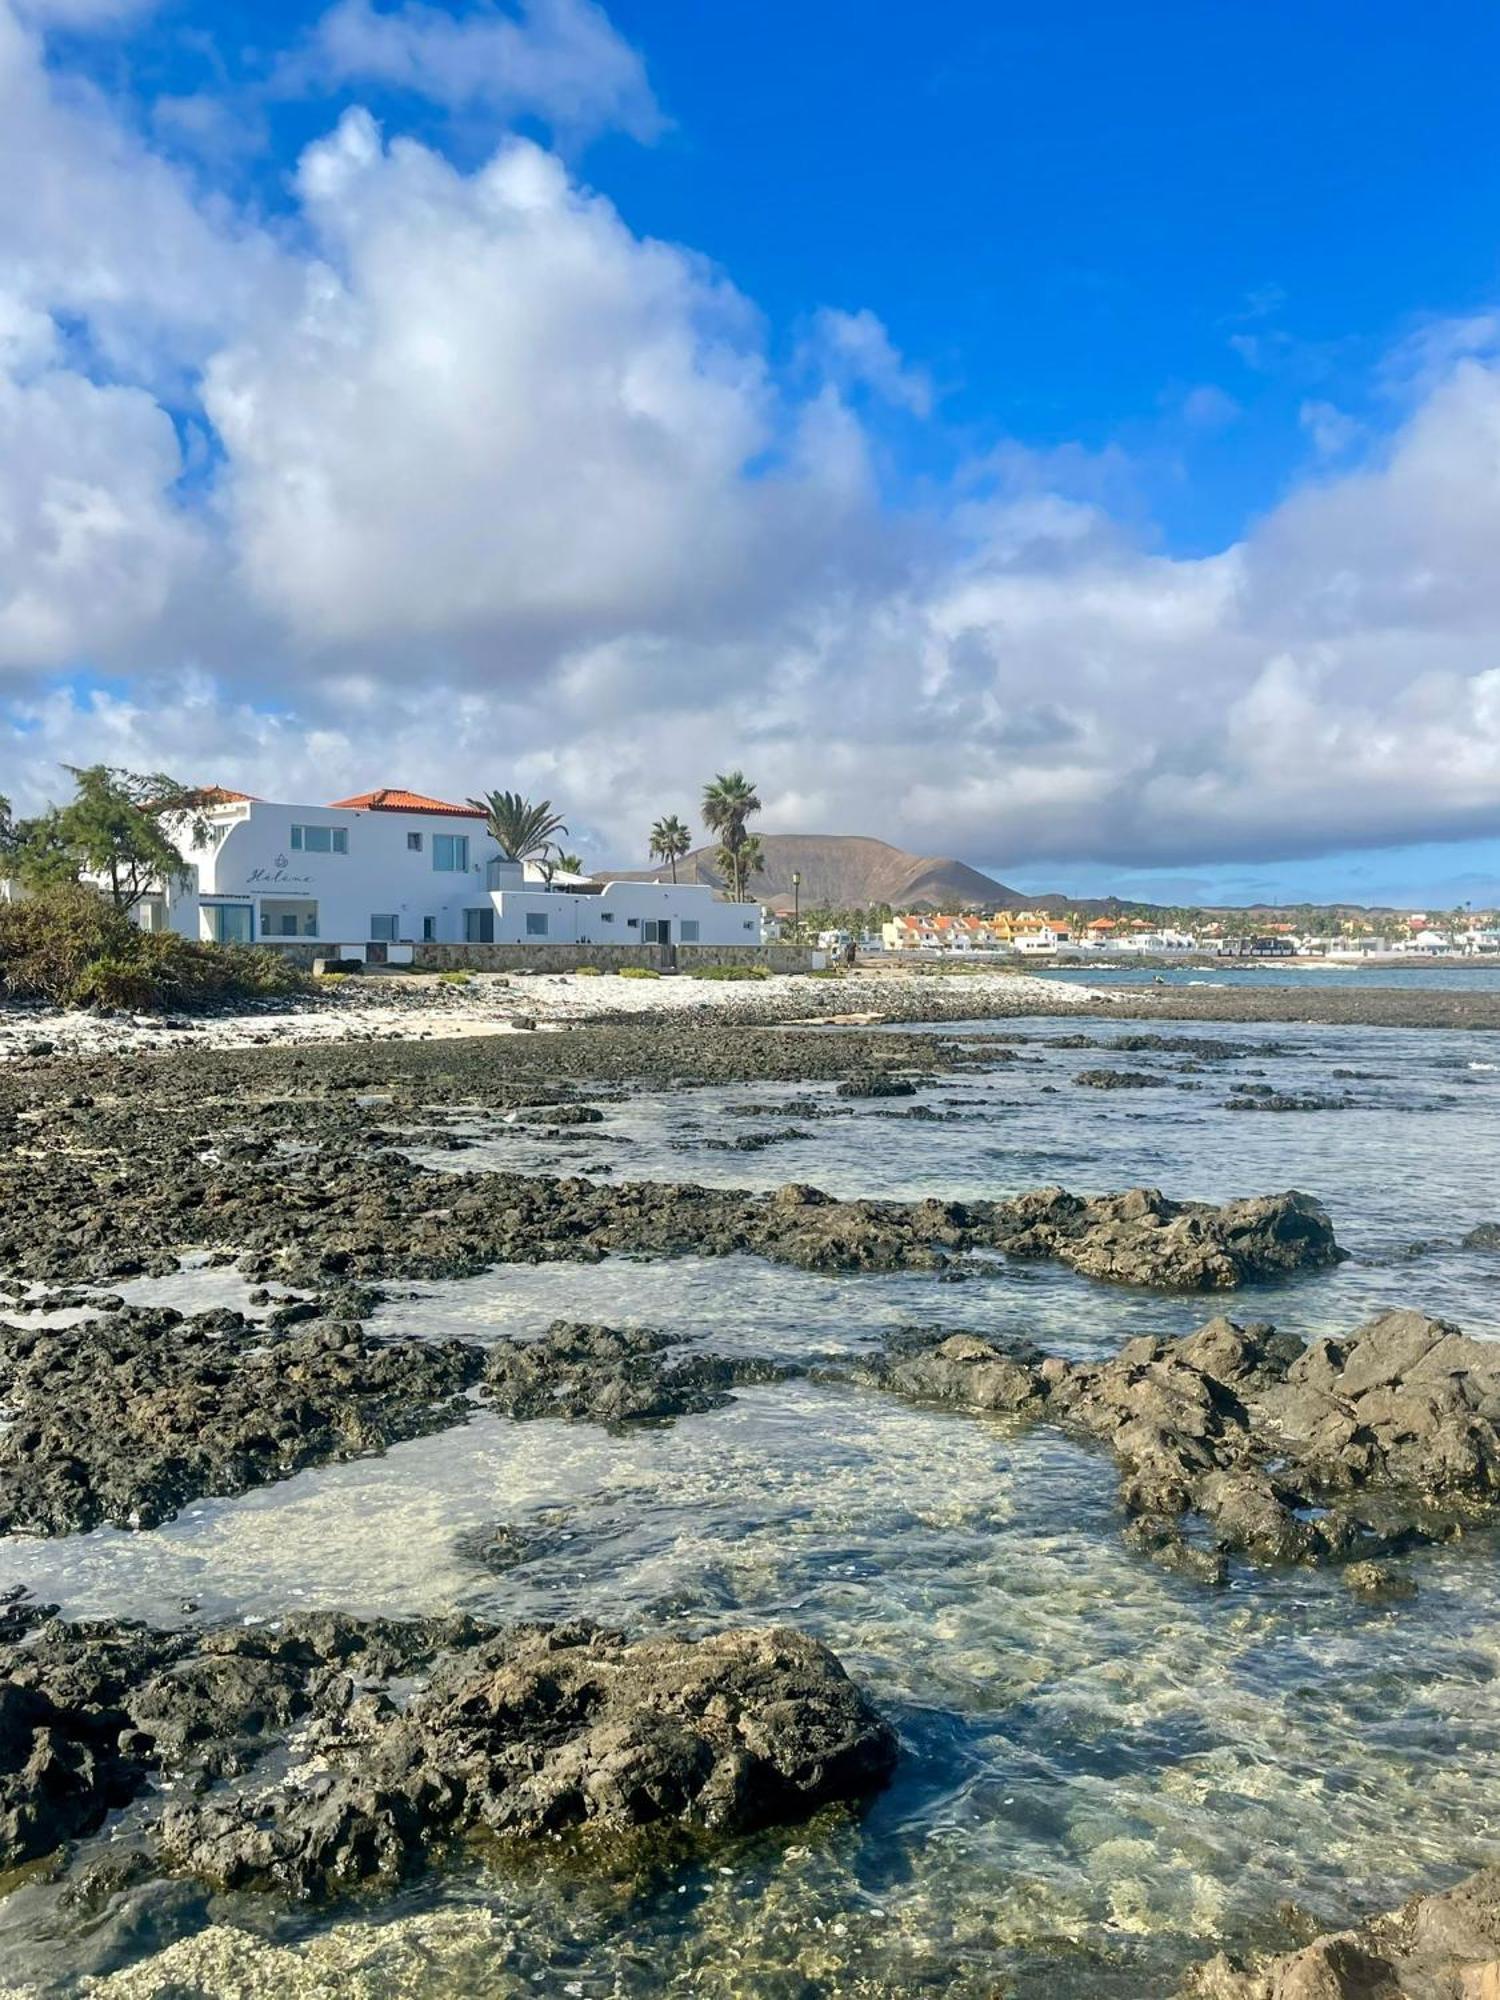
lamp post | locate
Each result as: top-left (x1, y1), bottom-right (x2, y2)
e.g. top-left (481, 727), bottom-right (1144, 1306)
top-left (791, 871), bottom-right (801, 941)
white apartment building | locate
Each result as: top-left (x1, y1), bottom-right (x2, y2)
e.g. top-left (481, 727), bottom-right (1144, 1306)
top-left (141, 788), bottom-right (762, 953)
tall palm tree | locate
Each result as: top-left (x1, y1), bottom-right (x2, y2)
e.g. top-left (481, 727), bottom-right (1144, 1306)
top-left (713, 833), bottom-right (766, 903)
top-left (553, 851), bottom-right (584, 877)
top-left (648, 814), bottom-right (692, 883)
top-left (469, 791), bottom-right (568, 864)
top-left (701, 771), bottom-right (761, 900)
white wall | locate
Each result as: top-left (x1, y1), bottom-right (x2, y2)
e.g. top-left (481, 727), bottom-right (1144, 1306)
top-left (158, 799), bottom-right (760, 948)
top-left (488, 879), bottom-right (761, 947)
top-left (184, 801), bottom-right (498, 945)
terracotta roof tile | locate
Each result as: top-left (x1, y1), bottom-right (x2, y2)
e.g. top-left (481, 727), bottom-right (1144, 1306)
top-left (329, 789), bottom-right (485, 817)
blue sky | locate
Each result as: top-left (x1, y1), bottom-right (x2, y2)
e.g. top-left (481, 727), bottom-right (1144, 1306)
top-left (5, 0), bottom-right (1500, 904)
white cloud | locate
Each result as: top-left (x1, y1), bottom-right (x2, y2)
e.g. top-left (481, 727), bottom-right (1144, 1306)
top-left (4, 0), bottom-right (1500, 883)
top-left (203, 112), bottom-right (866, 664)
top-left (0, 334), bottom-right (201, 667)
top-left (1180, 383), bottom-right (1239, 429)
top-left (0, 0), bottom-right (285, 379)
top-left (807, 308), bottom-right (933, 417)
top-left (301, 0), bottom-right (662, 143)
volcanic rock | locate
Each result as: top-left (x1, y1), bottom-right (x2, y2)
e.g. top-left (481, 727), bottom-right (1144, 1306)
top-left (1182, 1865), bottom-right (1500, 1998)
top-left (0, 1305), bottom-right (483, 1535)
top-left (160, 1622), bottom-right (898, 1898)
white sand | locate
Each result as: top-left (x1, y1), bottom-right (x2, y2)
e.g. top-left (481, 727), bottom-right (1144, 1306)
top-left (0, 963), bottom-right (1106, 1064)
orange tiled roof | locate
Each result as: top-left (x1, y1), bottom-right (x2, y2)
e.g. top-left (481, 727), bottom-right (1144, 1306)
top-left (188, 785), bottom-right (260, 805)
top-left (329, 789), bottom-right (485, 817)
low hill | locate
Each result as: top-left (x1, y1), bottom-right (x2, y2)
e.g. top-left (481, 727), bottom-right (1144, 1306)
top-left (612, 834), bottom-right (1040, 912)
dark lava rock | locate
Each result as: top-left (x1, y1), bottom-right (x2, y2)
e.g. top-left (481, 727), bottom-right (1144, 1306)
top-left (516, 1104), bottom-right (604, 1126)
top-left (0, 1675), bottom-right (148, 1872)
top-left (701, 1126), bottom-right (812, 1152)
top-left (0, 1609), bottom-right (491, 1873)
top-left (847, 1308), bottom-right (1500, 1576)
top-left (1181, 1862), bottom-right (1500, 1997)
top-left (482, 1320), bottom-right (792, 1425)
top-left (836, 1075), bottom-right (917, 1098)
top-left (1463, 1222), bottom-right (1500, 1250)
top-left (0, 1306), bottom-right (483, 1536)
top-left (1225, 1092), bottom-right (1358, 1112)
top-left (160, 1622), bottom-right (898, 1899)
top-left (1074, 1069), bottom-right (1169, 1090)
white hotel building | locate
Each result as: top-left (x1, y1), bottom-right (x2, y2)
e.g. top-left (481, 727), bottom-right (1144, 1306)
top-left (142, 788), bottom-right (762, 955)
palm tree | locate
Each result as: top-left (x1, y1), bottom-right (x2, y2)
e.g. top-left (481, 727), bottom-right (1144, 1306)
top-left (553, 851), bottom-right (584, 877)
top-left (701, 770), bottom-right (761, 900)
top-left (648, 814), bottom-right (692, 883)
top-left (469, 790), bottom-right (568, 864)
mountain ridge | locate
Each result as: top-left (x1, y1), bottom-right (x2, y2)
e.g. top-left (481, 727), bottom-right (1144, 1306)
top-left (609, 834), bottom-right (1058, 912)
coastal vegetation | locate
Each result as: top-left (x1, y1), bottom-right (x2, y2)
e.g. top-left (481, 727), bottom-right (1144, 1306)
top-left (0, 764), bottom-right (206, 915)
top-left (468, 790), bottom-right (568, 867)
top-left (648, 812), bottom-right (692, 880)
top-left (0, 886), bottom-right (307, 1012)
top-left (701, 769), bottom-right (762, 900)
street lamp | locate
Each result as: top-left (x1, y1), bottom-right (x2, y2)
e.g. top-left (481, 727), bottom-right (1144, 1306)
top-left (791, 870), bottom-right (801, 940)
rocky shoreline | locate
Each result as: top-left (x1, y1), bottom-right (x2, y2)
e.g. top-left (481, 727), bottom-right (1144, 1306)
top-left (4, 959), bottom-right (1499, 1071)
top-left (1, 1012), bottom-right (1497, 1995)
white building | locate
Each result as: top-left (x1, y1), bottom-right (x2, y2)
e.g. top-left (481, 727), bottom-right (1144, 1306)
top-left (142, 788), bottom-right (762, 953)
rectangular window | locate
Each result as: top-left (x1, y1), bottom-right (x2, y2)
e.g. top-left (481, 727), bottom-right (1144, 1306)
top-left (464, 908), bottom-right (494, 943)
top-left (290, 824), bottom-right (347, 855)
top-left (680, 920), bottom-right (700, 943)
top-left (209, 904), bottom-right (253, 943)
top-left (600, 911), bottom-right (615, 923)
top-left (370, 915), bottom-right (399, 942)
top-left (407, 831), bottom-right (423, 851)
top-left (642, 919), bottom-right (667, 944)
top-left (526, 912), bottom-right (548, 937)
top-left (422, 916), bottom-right (435, 942)
top-left (433, 834), bottom-right (470, 872)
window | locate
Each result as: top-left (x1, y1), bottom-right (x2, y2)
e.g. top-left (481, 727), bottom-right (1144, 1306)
top-left (742, 919), bottom-right (754, 931)
top-left (407, 831), bottom-right (423, 852)
top-left (600, 911), bottom-right (615, 923)
top-left (464, 908), bottom-right (494, 943)
top-left (433, 834), bottom-right (470, 872)
top-left (370, 915), bottom-right (399, 943)
top-left (526, 912), bottom-right (548, 937)
top-left (680, 920), bottom-right (700, 943)
top-left (642, 919), bottom-right (668, 944)
top-left (208, 904), bottom-right (253, 943)
top-left (422, 916), bottom-right (435, 942)
top-left (290, 824), bottom-right (348, 855)
top-left (626, 917), bottom-right (639, 928)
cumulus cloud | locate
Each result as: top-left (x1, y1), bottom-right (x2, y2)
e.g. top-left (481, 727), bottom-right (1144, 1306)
top-left (807, 308), bottom-right (933, 417)
top-left (3, 0), bottom-right (1500, 886)
top-left (300, 0), bottom-right (662, 143)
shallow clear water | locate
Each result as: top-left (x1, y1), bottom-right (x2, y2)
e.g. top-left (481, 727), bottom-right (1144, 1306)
top-left (1037, 962), bottom-right (1500, 990)
top-left (3, 1014), bottom-right (1499, 1997)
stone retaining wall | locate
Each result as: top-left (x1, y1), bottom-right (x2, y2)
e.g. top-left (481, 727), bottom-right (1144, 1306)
top-left (409, 942), bottom-right (822, 975)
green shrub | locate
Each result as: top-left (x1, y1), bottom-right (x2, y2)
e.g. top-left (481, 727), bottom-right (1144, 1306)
top-left (435, 969), bottom-right (474, 985)
top-left (687, 963), bottom-right (772, 981)
top-left (0, 887), bottom-right (310, 1012)
top-left (617, 965), bottom-right (662, 979)
top-left (572, 965), bottom-right (604, 976)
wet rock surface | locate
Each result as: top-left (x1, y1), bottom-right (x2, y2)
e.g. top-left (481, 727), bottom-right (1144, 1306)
top-left (0, 1603), bottom-right (895, 1899)
top-left (480, 1320), bottom-right (794, 1424)
top-left (1182, 1865), bottom-right (1500, 1999)
top-left (0, 1304), bottom-right (483, 1535)
top-left (847, 1308), bottom-right (1500, 1573)
top-left (156, 1620), bottom-right (897, 1900)
top-left (0, 1603), bottom-right (487, 1873)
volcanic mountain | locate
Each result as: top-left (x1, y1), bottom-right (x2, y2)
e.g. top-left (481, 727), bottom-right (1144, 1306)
top-left (613, 834), bottom-right (1041, 913)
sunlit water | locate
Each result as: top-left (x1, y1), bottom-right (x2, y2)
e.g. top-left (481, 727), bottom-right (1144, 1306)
top-left (3, 1015), bottom-right (1500, 1996)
